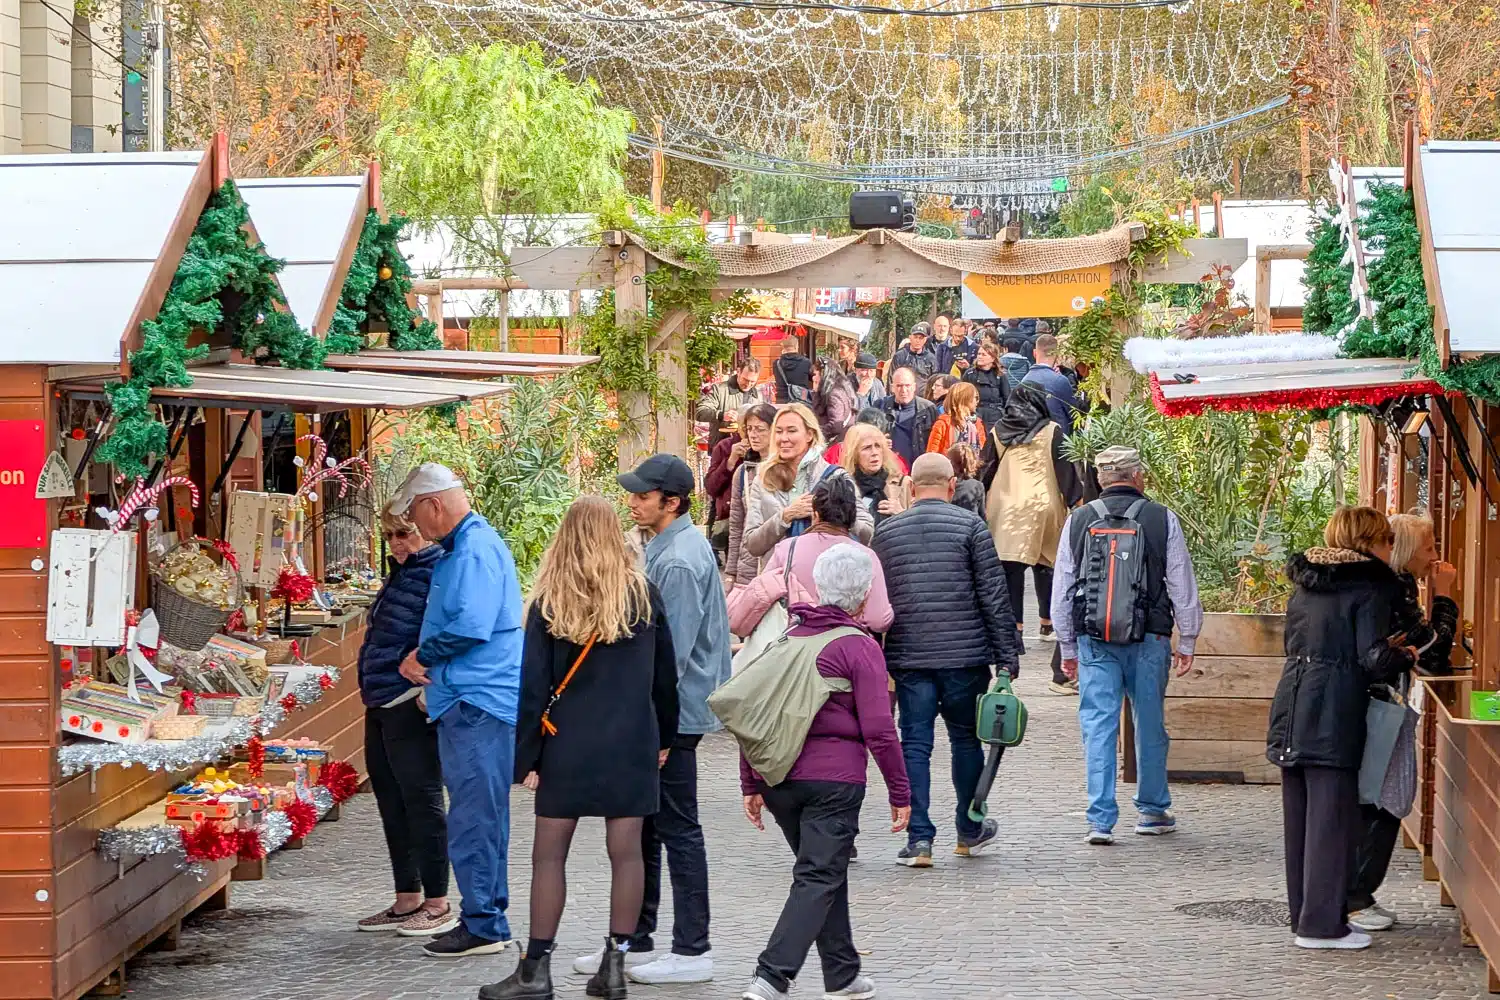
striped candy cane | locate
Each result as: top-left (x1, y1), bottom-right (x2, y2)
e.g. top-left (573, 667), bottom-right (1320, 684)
top-left (111, 476), bottom-right (200, 532)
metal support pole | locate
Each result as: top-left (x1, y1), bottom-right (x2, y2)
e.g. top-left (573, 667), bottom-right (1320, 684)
top-left (145, 0), bottom-right (166, 151)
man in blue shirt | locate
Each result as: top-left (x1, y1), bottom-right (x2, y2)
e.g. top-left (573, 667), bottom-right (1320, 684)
top-left (573, 454), bottom-right (729, 985)
top-left (1020, 332), bottom-right (1086, 436)
top-left (394, 463), bottom-right (523, 958)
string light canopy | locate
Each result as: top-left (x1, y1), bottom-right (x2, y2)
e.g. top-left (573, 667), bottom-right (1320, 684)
top-left (366, 0), bottom-right (1300, 200)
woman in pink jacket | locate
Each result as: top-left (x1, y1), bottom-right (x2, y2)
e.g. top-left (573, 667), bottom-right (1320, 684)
top-left (727, 476), bottom-right (893, 637)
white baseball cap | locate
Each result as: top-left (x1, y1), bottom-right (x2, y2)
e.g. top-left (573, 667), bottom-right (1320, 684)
top-left (390, 462), bottom-right (464, 515)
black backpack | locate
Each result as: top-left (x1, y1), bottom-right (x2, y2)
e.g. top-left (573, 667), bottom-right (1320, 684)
top-left (776, 357), bottom-right (812, 404)
top-left (1070, 498), bottom-right (1151, 645)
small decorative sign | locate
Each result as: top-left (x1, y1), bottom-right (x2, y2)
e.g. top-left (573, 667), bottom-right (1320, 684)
top-left (0, 421), bottom-right (47, 547)
top-left (36, 450), bottom-right (76, 499)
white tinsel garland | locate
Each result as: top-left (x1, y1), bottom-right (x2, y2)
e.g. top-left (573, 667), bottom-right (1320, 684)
top-left (57, 667), bottom-right (339, 777)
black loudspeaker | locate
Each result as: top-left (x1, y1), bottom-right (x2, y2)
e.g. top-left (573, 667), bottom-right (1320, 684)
top-left (850, 191), bottom-right (915, 231)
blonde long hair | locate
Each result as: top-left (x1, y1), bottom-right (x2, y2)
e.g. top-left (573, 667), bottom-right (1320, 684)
top-left (530, 496), bottom-right (651, 644)
top-left (1389, 513), bottom-right (1434, 574)
top-left (759, 403), bottom-right (825, 490)
top-left (840, 423), bottom-right (903, 479)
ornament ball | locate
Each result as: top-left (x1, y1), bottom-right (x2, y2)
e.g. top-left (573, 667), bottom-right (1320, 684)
top-left (378, 266), bottom-right (393, 281)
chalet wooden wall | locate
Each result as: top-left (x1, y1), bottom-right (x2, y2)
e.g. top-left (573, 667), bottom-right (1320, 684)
top-left (0, 365), bottom-right (56, 1000)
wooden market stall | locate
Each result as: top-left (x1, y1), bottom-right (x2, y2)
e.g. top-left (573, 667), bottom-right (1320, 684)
top-left (0, 144), bottom-right (515, 1000)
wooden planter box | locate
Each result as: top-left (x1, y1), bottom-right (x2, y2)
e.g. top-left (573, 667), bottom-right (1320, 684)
top-left (1432, 678), bottom-right (1500, 993)
top-left (1123, 612), bottom-right (1284, 785)
top-left (1403, 674), bottom-right (1474, 883)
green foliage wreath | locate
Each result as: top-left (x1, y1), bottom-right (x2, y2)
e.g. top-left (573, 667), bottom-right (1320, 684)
top-left (1301, 206), bottom-right (1356, 337)
top-left (326, 211), bottom-right (441, 355)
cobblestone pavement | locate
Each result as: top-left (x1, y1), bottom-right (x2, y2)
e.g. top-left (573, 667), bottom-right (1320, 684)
top-left (129, 630), bottom-right (1490, 1000)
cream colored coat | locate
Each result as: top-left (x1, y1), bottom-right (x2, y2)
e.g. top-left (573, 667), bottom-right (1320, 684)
top-left (985, 422), bottom-right (1066, 567)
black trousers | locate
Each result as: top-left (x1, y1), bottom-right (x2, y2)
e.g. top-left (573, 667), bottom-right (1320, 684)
top-left (365, 699), bottom-right (449, 898)
top-left (756, 780), bottom-right (864, 994)
top-left (1348, 803), bottom-right (1403, 912)
top-left (1049, 645), bottom-right (1070, 685)
top-left (634, 734), bottom-right (711, 956)
top-left (1282, 765), bottom-right (1358, 939)
top-left (1000, 561), bottom-right (1054, 626)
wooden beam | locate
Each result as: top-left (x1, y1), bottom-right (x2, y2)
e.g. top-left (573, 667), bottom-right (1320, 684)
top-left (408, 277), bottom-right (526, 293)
top-left (650, 119), bottom-right (665, 213)
top-left (1257, 244), bottom-right (1313, 261)
top-left (1212, 192), bottom-right (1224, 236)
top-left (313, 180), bottom-right (371, 338)
top-left (615, 245), bottom-right (651, 473)
top-left (507, 246), bottom-right (614, 290)
top-left (1410, 135), bottom-right (1453, 367)
top-left (1137, 238), bottom-right (1250, 284)
top-left (1254, 253), bottom-right (1273, 334)
top-left (498, 290), bottom-right (509, 352)
top-left (647, 308), bottom-right (695, 355)
top-left (708, 240), bottom-right (962, 290)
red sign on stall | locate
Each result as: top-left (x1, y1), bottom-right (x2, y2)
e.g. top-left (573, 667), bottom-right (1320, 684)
top-left (0, 420), bottom-right (47, 547)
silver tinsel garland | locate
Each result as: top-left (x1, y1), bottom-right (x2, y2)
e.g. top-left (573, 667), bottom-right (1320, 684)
top-left (96, 785), bottom-right (340, 874)
top-left (58, 667), bottom-right (340, 777)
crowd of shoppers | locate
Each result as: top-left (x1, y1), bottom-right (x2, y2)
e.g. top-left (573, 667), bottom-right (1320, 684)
top-left (348, 314), bottom-right (1457, 1000)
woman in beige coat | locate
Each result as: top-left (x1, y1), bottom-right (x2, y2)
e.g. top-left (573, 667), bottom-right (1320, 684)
top-left (978, 382), bottom-right (1082, 642)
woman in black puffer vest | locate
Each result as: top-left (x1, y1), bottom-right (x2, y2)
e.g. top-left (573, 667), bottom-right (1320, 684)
top-left (1267, 506), bottom-right (1415, 952)
top-left (355, 506), bottom-right (453, 937)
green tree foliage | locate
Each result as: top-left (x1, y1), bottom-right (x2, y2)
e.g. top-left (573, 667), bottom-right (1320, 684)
top-left (709, 151), bottom-right (854, 235)
top-left (374, 41), bottom-right (634, 261)
top-left (373, 375), bottom-right (613, 587)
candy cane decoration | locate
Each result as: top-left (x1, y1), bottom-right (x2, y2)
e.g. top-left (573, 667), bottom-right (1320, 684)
top-left (293, 434), bottom-right (372, 503)
top-left (98, 476), bottom-right (200, 533)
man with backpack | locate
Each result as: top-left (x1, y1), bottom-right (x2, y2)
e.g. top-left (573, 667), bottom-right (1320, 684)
top-left (773, 335), bottom-right (813, 404)
top-left (1051, 445), bottom-right (1203, 846)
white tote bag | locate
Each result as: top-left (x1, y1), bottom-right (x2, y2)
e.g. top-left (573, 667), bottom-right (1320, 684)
top-left (731, 539), bottom-right (798, 674)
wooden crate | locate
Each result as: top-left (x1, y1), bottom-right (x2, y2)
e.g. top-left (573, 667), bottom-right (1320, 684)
top-left (1432, 681), bottom-right (1500, 993)
top-left (1123, 613), bottom-right (1284, 785)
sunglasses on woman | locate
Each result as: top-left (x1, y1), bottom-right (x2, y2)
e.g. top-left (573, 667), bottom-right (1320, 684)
top-left (383, 529), bottom-right (412, 541)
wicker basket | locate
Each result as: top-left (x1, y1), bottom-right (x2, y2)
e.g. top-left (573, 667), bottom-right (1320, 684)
top-left (151, 715), bottom-right (209, 740)
top-left (254, 637), bottom-right (298, 665)
top-left (194, 694), bottom-right (239, 719)
top-left (151, 538), bottom-right (245, 652)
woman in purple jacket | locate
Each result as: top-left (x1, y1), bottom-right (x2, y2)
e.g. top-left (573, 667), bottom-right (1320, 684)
top-left (738, 545), bottom-right (911, 1000)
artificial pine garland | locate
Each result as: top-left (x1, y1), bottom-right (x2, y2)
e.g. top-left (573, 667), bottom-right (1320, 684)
top-left (97, 182), bottom-right (328, 479)
top-left (326, 212), bottom-right (440, 355)
top-left (1301, 205), bottom-right (1356, 337)
top-left (1341, 183), bottom-right (1500, 404)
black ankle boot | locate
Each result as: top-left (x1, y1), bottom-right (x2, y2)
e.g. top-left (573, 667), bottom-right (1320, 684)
top-left (585, 939), bottom-right (627, 999)
top-left (478, 953), bottom-right (553, 1000)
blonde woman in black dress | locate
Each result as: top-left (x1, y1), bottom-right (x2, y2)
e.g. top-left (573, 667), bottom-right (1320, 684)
top-left (480, 497), bottom-right (679, 1000)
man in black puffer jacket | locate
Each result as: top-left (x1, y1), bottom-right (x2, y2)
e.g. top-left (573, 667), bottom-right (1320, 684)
top-left (872, 452), bottom-right (1018, 870)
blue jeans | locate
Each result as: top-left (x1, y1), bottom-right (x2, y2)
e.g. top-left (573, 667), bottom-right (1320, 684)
top-left (1077, 634), bottom-right (1173, 832)
top-left (436, 700), bottom-right (514, 942)
top-left (892, 667), bottom-right (990, 845)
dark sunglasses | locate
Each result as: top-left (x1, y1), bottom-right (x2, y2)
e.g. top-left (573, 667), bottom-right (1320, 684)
top-left (383, 529), bottom-right (413, 541)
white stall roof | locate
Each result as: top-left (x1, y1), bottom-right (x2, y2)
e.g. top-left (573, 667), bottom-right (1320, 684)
top-left (401, 215), bottom-right (598, 319)
top-left (1196, 199), bottom-right (1314, 309)
top-left (238, 176), bottom-right (365, 333)
top-left (0, 151), bottom-right (204, 364)
top-left (1420, 141), bottom-right (1500, 353)
top-left (795, 313), bottom-right (873, 343)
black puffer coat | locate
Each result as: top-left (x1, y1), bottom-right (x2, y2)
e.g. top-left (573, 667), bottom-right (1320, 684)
top-left (358, 545), bottom-right (442, 707)
top-left (871, 498), bottom-right (1018, 673)
top-left (1265, 547), bottom-right (1415, 770)
top-left (962, 365), bottom-right (1010, 429)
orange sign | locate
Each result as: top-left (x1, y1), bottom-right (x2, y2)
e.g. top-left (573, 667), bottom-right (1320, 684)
top-left (960, 266), bottom-right (1112, 319)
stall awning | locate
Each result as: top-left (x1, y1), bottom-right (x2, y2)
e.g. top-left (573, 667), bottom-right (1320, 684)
top-left (1149, 358), bottom-right (1444, 416)
top-left (58, 363), bottom-right (512, 412)
top-left (795, 313), bottom-right (873, 343)
top-left (323, 349), bottom-right (599, 378)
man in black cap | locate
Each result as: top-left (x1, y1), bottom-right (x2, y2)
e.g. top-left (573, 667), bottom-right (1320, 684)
top-left (890, 322), bottom-right (940, 382)
top-left (852, 351), bottom-right (886, 410)
top-left (571, 455), bottom-right (728, 985)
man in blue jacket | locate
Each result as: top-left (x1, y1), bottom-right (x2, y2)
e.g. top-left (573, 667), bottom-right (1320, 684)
top-left (1020, 333), bottom-right (1086, 436)
top-left (394, 463), bottom-right (523, 959)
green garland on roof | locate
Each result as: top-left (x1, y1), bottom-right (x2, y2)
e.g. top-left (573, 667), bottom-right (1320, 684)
top-left (326, 211), bottom-right (440, 355)
top-left (97, 181), bottom-right (327, 480)
top-left (1302, 204), bottom-right (1356, 337)
top-left (1341, 183), bottom-right (1500, 404)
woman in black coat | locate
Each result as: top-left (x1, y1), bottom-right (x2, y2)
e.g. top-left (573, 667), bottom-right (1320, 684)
top-left (482, 497), bottom-right (678, 1000)
top-left (962, 339), bottom-right (1010, 430)
top-left (355, 508), bottom-right (453, 936)
top-left (1267, 506), bottom-right (1415, 952)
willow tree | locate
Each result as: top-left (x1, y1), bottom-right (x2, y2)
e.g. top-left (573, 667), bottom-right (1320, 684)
top-left (374, 40), bottom-right (634, 266)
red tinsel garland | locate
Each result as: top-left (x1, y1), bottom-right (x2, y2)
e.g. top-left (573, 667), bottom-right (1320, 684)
top-left (283, 798), bottom-right (317, 841)
top-left (317, 760), bottom-right (359, 804)
top-left (1148, 372), bottom-right (1448, 418)
top-left (271, 566), bottom-right (317, 604)
top-left (178, 819), bottom-right (240, 862)
top-left (236, 827), bottom-right (267, 861)
top-left (246, 735), bottom-right (265, 779)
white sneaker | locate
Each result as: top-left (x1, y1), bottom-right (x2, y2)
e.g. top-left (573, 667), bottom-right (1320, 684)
top-left (742, 977), bottom-right (785, 1000)
top-left (1295, 930), bottom-right (1372, 950)
top-left (572, 946), bottom-right (655, 974)
top-left (627, 950), bottom-right (715, 984)
top-left (825, 975), bottom-right (877, 999)
top-left (1086, 829), bottom-right (1114, 845)
top-left (1349, 907), bottom-right (1395, 932)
